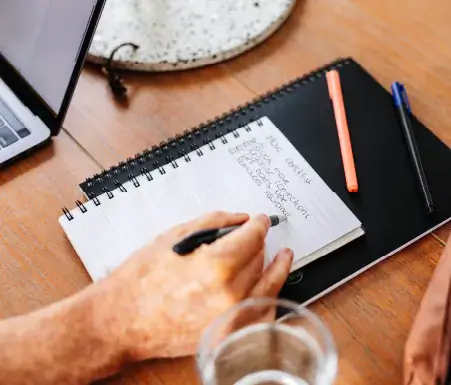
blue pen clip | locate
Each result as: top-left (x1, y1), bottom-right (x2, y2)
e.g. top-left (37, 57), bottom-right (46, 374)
top-left (391, 81), bottom-right (412, 113)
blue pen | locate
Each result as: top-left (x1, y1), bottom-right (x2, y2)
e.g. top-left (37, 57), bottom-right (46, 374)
top-left (391, 82), bottom-right (434, 214)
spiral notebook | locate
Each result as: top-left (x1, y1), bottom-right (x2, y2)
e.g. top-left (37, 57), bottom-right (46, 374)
top-left (60, 58), bottom-right (451, 303)
top-left (60, 116), bottom-right (364, 281)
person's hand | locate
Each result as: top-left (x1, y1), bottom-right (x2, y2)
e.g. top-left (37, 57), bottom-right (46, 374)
top-left (88, 211), bottom-right (294, 362)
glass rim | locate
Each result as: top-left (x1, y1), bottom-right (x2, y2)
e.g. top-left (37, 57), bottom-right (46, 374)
top-left (197, 297), bottom-right (337, 367)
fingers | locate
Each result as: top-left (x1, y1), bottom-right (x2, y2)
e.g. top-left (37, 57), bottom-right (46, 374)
top-left (208, 214), bottom-right (270, 275)
top-left (174, 211), bottom-right (249, 239)
top-left (249, 248), bottom-right (294, 298)
top-left (225, 250), bottom-right (293, 332)
top-left (231, 248), bottom-right (265, 298)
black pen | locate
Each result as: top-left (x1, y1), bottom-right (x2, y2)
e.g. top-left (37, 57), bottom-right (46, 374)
top-left (391, 82), bottom-right (435, 214)
top-left (173, 215), bottom-right (287, 256)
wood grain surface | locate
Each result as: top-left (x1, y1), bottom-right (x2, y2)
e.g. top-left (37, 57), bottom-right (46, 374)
top-left (0, 132), bottom-right (96, 317)
top-left (1, 1), bottom-right (451, 384)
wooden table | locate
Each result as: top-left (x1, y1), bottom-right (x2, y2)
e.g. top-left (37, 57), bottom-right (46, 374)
top-left (1, 1), bottom-right (451, 384)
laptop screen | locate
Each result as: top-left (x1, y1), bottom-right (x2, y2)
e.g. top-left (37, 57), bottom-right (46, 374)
top-left (0, 0), bottom-right (98, 114)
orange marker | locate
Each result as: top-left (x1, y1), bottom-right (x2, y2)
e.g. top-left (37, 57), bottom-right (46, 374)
top-left (326, 70), bottom-right (359, 193)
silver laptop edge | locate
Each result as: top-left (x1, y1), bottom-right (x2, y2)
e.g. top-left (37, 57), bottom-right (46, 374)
top-left (0, 1), bottom-right (105, 165)
top-left (0, 79), bottom-right (50, 163)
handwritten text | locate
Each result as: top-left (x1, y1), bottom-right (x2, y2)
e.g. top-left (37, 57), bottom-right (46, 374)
top-left (229, 137), bottom-right (311, 220)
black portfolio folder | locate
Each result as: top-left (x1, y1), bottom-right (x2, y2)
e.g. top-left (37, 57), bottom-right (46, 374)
top-left (76, 58), bottom-right (451, 303)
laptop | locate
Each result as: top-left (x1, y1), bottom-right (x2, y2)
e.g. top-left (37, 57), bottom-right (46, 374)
top-left (0, 0), bottom-right (105, 165)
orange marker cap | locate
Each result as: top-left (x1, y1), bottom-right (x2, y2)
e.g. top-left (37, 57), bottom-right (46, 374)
top-left (326, 70), bottom-right (359, 193)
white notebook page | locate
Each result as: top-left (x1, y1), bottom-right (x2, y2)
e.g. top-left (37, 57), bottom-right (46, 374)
top-left (59, 117), bottom-right (363, 281)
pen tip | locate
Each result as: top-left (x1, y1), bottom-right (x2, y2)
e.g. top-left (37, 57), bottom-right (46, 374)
top-left (269, 215), bottom-right (287, 226)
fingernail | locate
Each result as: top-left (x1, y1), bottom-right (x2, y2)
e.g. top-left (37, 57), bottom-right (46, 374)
top-left (256, 214), bottom-right (271, 228)
top-left (280, 248), bottom-right (294, 262)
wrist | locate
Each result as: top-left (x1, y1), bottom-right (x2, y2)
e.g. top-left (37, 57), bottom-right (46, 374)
top-left (71, 283), bottom-right (131, 374)
top-left (84, 277), bottom-right (163, 364)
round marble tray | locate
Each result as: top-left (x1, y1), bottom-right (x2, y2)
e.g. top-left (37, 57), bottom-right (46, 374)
top-left (88, 0), bottom-right (296, 71)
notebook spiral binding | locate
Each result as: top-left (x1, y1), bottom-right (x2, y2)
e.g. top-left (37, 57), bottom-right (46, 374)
top-left (63, 57), bottom-right (352, 220)
top-left (62, 119), bottom-right (263, 221)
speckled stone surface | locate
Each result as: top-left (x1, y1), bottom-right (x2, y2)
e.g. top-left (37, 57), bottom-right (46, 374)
top-left (88, 0), bottom-right (296, 71)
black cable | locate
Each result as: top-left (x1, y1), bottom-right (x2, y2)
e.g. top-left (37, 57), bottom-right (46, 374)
top-left (103, 42), bottom-right (140, 104)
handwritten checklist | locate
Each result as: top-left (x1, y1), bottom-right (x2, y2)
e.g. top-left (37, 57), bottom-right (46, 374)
top-left (228, 136), bottom-right (312, 219)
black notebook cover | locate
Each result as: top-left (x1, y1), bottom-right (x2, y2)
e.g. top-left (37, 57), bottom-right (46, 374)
top-left (78, 58), bottom-right (451, 304)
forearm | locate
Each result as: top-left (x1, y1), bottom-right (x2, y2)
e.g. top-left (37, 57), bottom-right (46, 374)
top-left (0, 287), bottom-right (127, 385)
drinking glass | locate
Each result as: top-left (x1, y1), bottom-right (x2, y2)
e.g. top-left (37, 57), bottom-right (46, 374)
top-left (197, 298), bottom-right (337, 385)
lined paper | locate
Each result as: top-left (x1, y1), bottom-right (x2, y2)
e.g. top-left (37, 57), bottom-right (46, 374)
top-left (59, 117), bottom-right (363, 281)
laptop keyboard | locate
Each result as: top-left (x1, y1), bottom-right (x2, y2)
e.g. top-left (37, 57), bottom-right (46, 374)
top-left (0, 99), bottom-right (31, 149)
